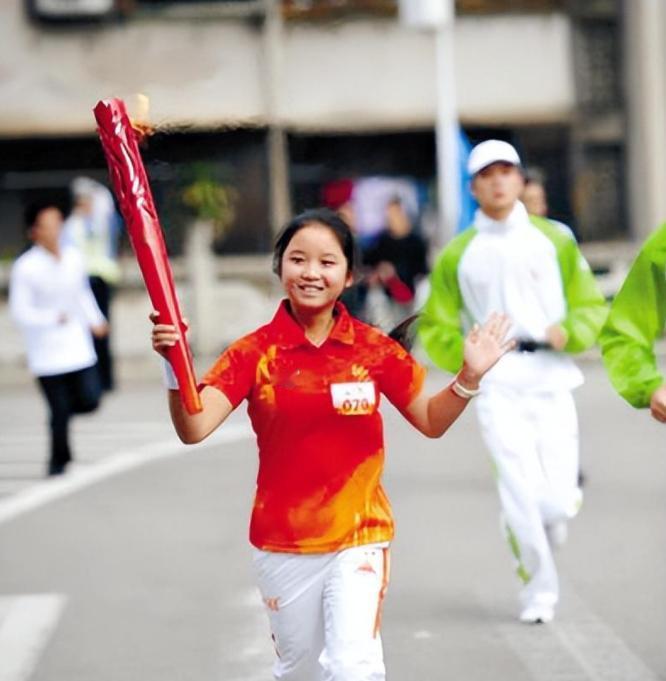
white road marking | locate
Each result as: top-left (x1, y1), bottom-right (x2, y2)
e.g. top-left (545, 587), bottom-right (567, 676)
top-left (551, 595), bottom-right (661, 681)
top-left (0, 423), bottom-right (252, 526)
top-left (500, 622), bottom-right (593, 681)
top-left (498, 587), bottom-right (661, 681)
top-left (2, 432), bottom-right (167, 445)
top-left (0, 594), bottom-right (66, 681)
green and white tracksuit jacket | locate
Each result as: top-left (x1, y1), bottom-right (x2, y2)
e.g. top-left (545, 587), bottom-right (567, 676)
top-left (599, 222), bottom-right (666, 408)
top-left (419, 202), bottom-right (608, 390)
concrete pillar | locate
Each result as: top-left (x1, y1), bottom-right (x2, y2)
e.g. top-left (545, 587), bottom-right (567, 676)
top-left (185, 220), bottom-right (218, 356)
top-left (624, 0), bottom-right (666, 241)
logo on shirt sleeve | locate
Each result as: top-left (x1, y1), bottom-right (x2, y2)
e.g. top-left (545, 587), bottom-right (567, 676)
top-left (330, 382), bottom-right (376, 415)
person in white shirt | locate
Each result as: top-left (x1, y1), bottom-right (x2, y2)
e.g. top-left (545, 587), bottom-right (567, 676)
top-left (419, 140), bottom-right (607, 624)
top-left (10, 203), bottom-right (109, 476)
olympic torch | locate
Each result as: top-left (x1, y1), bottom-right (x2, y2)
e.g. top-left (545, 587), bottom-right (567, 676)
top-left (93, 98), bottom-right (203, 414)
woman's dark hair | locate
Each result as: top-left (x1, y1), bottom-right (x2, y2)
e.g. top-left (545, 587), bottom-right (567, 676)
top-left (388, 314), bottom-right (420, 351)
top-left (272, 207), bottom-right (359, 277)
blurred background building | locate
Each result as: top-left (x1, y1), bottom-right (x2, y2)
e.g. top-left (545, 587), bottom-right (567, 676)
top-left (0, 0), bottom-right (664, 264)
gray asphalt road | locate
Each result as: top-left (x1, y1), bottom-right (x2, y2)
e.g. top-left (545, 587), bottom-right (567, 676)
top-left (0, 359), bottom-right (663, 681)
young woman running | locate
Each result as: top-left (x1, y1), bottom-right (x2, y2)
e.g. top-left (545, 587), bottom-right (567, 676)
top-left (150, 208), bottom-right (513, 681)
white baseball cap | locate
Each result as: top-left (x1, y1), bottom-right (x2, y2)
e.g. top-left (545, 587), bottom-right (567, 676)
top-left (468, 140), bottom-right (522, 176)
top-left (71, 176), bottom-right (101, 199)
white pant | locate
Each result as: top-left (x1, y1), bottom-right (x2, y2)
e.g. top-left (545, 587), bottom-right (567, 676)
top-left (476, 387), bottom-right (581, 609)
top-left (252, 544), bottom-right (389, 681)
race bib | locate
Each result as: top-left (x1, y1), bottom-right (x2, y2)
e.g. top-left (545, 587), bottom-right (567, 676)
top-left (330, 382), bottom-right (376, 416)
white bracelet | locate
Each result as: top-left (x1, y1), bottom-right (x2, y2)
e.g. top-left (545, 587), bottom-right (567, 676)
top-left (162, 358), bottom-right (179, 391)
top-left (451, 379), bottom-right (480, 400)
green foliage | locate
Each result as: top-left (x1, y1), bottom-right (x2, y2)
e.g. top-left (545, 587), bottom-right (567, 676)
top-left (180, 163), bottom-right (239, 243)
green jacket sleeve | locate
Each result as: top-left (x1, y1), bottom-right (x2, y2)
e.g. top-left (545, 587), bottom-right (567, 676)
top-left (531, 217), bottom-right (608, 354)
top-left (599, 223), bottom-right (666, 408)
top-left (417, 229), bottom-right (477, 374)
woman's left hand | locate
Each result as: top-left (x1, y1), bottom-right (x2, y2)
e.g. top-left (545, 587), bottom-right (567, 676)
top-left (459, 313), bottom-right (515, 388)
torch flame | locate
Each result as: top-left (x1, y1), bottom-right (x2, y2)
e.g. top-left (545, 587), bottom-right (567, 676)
top-left (129, 93), bottom-right (154, 143)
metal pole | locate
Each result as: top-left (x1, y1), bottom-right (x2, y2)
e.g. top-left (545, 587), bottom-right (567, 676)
top-left (434, 17), bottom-right (459, 250)
top-left (263, 0), bottom-right (292, 236)
top-left (399, 0), bottom-right (458, 250)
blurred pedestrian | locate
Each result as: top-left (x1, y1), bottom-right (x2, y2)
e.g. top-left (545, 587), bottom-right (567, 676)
top-left (150, 207), bottom-right (513, 680)
top-left (363, 197), bottom-right (428, 328)
top-left (63, 177), bottom-right (121, 391)
top-left (520, 169), bottom-right (548, 217)
top-left (419, 140), bottom-right (607, 624)
top-left (350, 176), bottom-right (420, 250)
top-left (599, 222), bottom-right (666, 421)
top-left (9, 202), bottom-right (108, 476)
top-left (334, 199), bottom-right (370, 321)
top-left (521, 169), bottom-right (576, 241)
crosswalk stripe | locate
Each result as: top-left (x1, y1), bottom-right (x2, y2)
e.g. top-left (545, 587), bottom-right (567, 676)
top-left (0, 594), bottom-right (66, 681)
top-left (498, 587), bottom-right (660, 681)
top-left (500, 622), bottom-right (596, 680)
top-left (551, 593), bottom-right (661, 681)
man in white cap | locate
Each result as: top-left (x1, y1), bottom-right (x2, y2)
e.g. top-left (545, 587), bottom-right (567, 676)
top-left (418, 140), bottom-right (607, 623)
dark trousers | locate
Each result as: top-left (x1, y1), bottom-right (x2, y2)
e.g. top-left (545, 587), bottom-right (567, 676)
top-left (89, 276), bottom-right (115, 392)
top-left (37, 365), bottom-right (101, 475)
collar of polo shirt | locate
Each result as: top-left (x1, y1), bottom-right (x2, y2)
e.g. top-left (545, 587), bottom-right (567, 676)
top-left (271, 300), bottom-right (356, 349)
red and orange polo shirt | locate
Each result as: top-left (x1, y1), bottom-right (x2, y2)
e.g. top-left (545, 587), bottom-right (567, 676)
top-left (202, 301), bottom-right (426, 554)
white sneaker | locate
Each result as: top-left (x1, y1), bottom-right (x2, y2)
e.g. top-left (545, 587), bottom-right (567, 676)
top-left (519, 604), bottom-right (555, 624)
top-left (545, 520), bottom-right (568, 549)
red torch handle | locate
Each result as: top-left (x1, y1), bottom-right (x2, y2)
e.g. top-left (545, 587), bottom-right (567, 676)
top-left (93, 98), bottom-right (203, 414)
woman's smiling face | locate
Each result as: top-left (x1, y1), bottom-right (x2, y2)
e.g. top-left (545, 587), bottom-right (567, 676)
top-left (280, 222), bottom-right (353, 313)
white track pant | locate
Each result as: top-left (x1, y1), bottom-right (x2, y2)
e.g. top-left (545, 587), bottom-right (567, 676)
top-left (476, 387), bottom-right (581, 609)
top-left (252, 544), bottom-right (389, 681)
